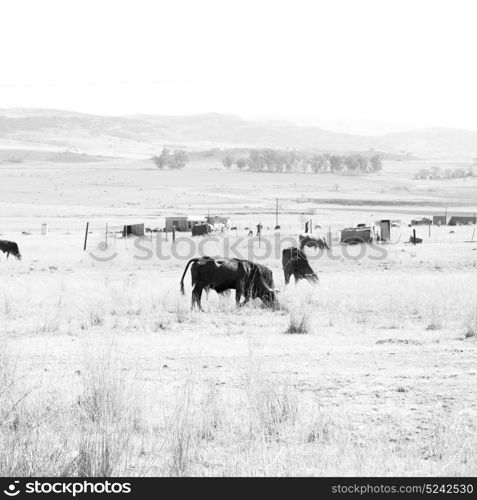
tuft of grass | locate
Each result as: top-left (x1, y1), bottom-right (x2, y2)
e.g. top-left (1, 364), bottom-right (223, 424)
top-left (71, 345), bottom-right (143, 477)
top-left (425, 306), bottom-right (443, 331)
top-left (81, 309), bottom-right (105, 330)
top-left (166, 379), bottom-right (196, 477)
top-left (284, 306), bottom-right (312, 334)
top-left (464, 305), bottom-right (477, 338)
top-left (2, 296), bottom-right (13, 318)
top-left (245, 350), bottom-right (297, 441)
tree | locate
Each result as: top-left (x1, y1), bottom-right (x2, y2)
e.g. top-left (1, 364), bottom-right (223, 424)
top-left (329, 155), bottom-right (342, 173)
top-left (356, 155), bottom-right (369, 172)
top-left (430, 166), bottom-right (442, 179)
top-left (248, 150), bottom-right (264, 171)
top-left (152, 147), bottom-right (170, 169)
top-left (284, 150), bottom-right (299, 173)
top-left (170, 150), bottom-right (188, 170)
top-left (235, 157), bottom-right (248, 170)
top-left (370, 154), bottom-right (382, 172)
top-left (263, 149), bottom-right (281, 172)
top-left (416, 168), bottom-right (430, 179)
top-left (309, 154), bottom-right (325, 173)
top-left (344, 155), bottom-right (359, 172)
top-left (222, 154), bottom-right (233, 170)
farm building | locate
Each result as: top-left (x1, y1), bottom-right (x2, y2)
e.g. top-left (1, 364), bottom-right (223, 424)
top-left (122, 223), bottom-right (145, 237)
top-left (165, 215), bottom-right (232, 232)
top-left (191, 223), bottom-right (209, 236)
top-left (411, 216), bottom-right (432, 226)
top-left (375, 219), bottom-right (401, 227)
top-left (206, 215), bottom-right (231, 227)
top-left (448, 215), bottom-right (476, 226)
top-left (377, 220), bottom-right (391, 242)
top-left (433, 215), bottom-right (447, 226)
top-left (165, 216), bottom-right (189, 232)
top-left (188, 217), bottom-right (206, 226)
top-left (340, 226), bottom-right (373, 244)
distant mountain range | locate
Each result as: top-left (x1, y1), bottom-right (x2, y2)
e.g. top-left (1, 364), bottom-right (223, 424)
top-left (1, 108), bottom-right (477, 159)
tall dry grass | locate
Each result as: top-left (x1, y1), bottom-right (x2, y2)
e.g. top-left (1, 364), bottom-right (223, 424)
top-left (1, 241), bottom-right (476, 476)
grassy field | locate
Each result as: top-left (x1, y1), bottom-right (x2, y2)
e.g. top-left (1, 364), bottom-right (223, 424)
top-left (0, 157), bottom-right (476, 476)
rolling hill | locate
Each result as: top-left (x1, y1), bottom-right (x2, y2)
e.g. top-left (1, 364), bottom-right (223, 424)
top-left (1, 108), bottom-right (477, 159)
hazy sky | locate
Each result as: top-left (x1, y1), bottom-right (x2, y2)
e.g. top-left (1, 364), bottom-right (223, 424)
top-left (1, 0), bottom-right (476, 133)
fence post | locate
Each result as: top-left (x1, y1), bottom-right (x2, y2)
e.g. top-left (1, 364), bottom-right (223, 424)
top-left (413, 229), bottom-right (416, 245)
top-left (83, 222), bottom-right (89, 251)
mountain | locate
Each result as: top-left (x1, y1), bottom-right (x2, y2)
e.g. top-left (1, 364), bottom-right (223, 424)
top-left (0, 108), bottom-right (476, 159)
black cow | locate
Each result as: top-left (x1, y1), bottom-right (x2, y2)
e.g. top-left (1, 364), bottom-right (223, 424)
top-left (180, 256), bottom-right (277, 310)
top-left (0, 240), bottom-right (22, 260)
top-left (299, 234), bottom-right (329, 251)
top-left (282, 247), bottom-right (318, 285)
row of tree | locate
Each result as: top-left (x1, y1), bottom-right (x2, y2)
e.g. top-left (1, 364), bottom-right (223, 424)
top-left (152, 148), bottom-right (188, 169)
top-left (221, 150), bottom-right (383, 174)
top-left (414, 165), bottom-right (475, 180)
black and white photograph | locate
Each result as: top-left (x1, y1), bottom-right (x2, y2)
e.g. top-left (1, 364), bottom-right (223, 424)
top-left (0, 0), bottom-right (476, 490)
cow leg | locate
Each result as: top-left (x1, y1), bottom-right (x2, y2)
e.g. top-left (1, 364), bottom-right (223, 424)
top-left (283, 264), bottom-right (292, 285)
top-left (283, 270), bottom-right (290, 284)
top-left (239, 286), bottom-right (250, 307)
top-left (191, 286), bottom-right (203, 311)
top-left (240, 295), bottom-right (250, 307)
top-left (235, 288), bottom-right (242, 306)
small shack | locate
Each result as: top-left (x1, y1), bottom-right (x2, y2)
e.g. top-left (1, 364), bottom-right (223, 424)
top-left (378, 220), bottom-right (391, 242)
top-left (191, 224), bottom-right (209, 236)
top-left (122, 223), bottom-right (145, 237)
top-left (340, 227), bottom-right (373, 244)
top-left (448, 215), bottom-right (476, 226)
top-left (165, 216), bottom-right (189, 232)
top-left (433, 215), bottom-right (447, 226)
top-left (411, 216), bottom-right (432, 226)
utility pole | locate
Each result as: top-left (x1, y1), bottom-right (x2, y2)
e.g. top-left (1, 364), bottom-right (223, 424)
top-left (275, 197), bottom-right (279, 228)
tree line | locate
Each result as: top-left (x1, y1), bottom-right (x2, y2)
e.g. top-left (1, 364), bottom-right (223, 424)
top-left (152, 148), bottom-right (188, 169)
top-left (221, 149), bottom-right (383, 174)
top-left (414, 165), bottom-right (475, 180)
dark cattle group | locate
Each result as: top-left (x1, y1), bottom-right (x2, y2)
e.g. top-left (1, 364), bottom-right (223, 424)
top-left (180, 256), bottom-right (278, 310)
top-left (1, 231), bottom-right (322, 313)
top-left (0, 240), bottom-right (21, 260)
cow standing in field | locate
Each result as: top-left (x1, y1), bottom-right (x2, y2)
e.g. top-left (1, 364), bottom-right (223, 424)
top-left (299, 234), bottom-right (329, 251)
top-left (0, 240), bottom-right (22, 260)
top-left (282, 247), bottom-right (318, 285)
top-left (180, 256), bottom-right (277, 310)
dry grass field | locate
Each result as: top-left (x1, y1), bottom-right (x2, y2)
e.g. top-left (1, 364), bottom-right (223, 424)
top-left (1, 157), bottom-right (476, 476)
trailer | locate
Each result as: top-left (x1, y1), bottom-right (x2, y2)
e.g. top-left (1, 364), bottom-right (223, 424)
top-left (340, 227), bottom-right (373, 245)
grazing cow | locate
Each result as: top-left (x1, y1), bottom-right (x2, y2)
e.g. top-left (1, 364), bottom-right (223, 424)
top-left (299, 234), bottom-right (329, 251)
top-left (180, 256), bottom-right (277, 310)
top-left (0, 240), bottom-right (22, 260)
top-left (282, 247), bottom-right (318, 285)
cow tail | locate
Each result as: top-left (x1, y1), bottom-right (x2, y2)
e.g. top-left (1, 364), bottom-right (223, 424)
top-left (180, 258), bottom-right (198, 295)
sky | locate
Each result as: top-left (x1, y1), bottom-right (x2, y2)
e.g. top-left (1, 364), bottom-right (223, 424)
top-left (0, 0), bottom-right (476, 134)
